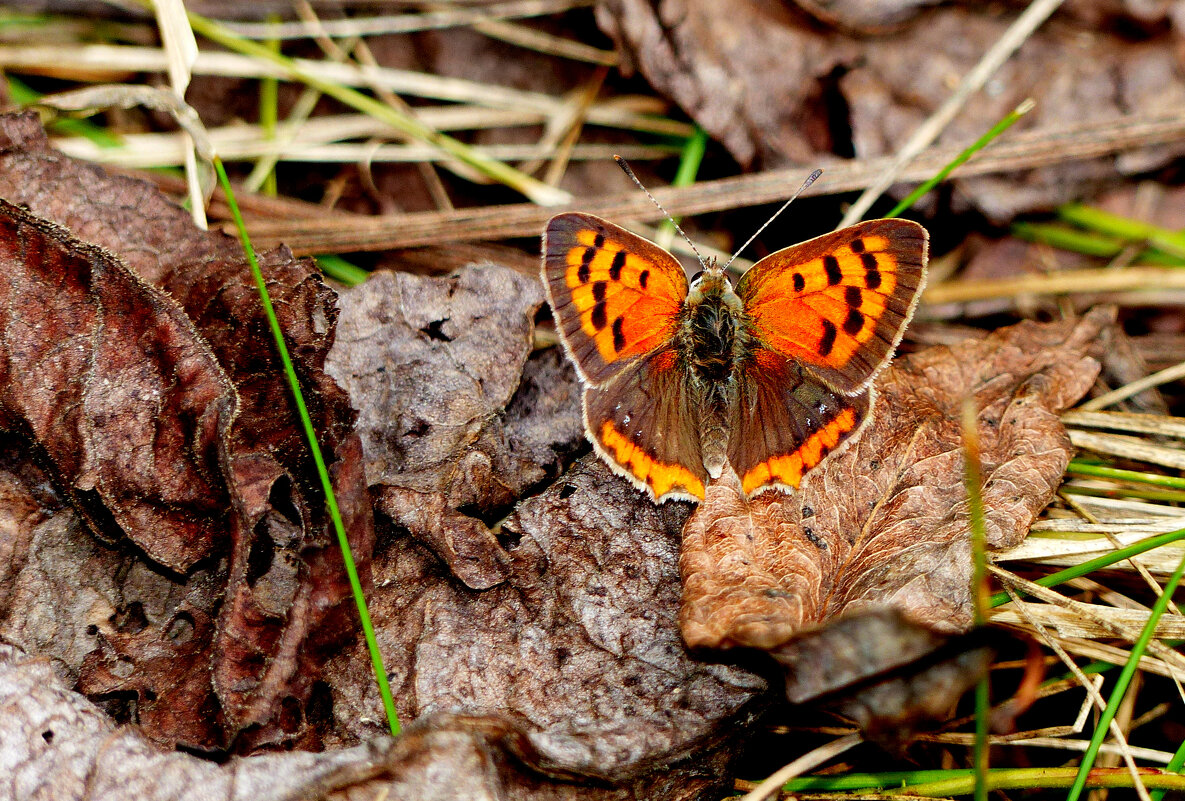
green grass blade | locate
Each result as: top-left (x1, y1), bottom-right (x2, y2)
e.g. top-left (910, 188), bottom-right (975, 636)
top-left (1012, 222), bottom-right (1185, 266)
top-left (656, 126), bottom-right (708, 248)
top-left (886, 98), bottom-right (1033, 218)
top-left (1067, 461), bottom-right (1185, 490)
top-left (316, 254), bottom-right (369, 285)
top-left (989, 526), bottom-right (1185, 608)
top-left (186, 11), bottom-right (568, 206)
top-left (1064, 549), bottom-right (1185, 801)
top-left (214, 157), bottom-right (400, 738)
top-left (1151, 737), bottom-right (1185, 801)
top-left (1058, 204), bottom-right (1185, 260)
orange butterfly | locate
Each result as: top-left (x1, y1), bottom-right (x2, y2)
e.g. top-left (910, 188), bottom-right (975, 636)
top-left (542, 212), bottom-right (927, 503)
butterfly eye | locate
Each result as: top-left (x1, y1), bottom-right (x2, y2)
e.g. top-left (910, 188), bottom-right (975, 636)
top-left (690, 270), bottom-right (705, 285)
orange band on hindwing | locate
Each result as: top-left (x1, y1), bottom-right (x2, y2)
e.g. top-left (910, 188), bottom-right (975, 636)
top-left (599, 421), bottom-right (705, 500)
top-left (739, 406), bottom-right (860, 495)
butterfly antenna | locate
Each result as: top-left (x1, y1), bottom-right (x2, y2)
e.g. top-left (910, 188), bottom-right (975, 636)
top-left (614, 155), bottom-right (709, 269)
top-left (722, 169), bottom-right (823, 271)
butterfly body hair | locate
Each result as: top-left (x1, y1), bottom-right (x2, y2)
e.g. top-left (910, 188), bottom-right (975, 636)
top-left (677, 267), bottom-right (752, 387)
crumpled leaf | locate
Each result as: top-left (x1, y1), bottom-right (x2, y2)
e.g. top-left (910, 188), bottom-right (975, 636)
top-left (0, 199), bottom-right (236, 571)
top-left (323, 455), bottom-right (765, 789)
top-left (770, 608), bottom-right (1004, 749)
top-left (2, 637), bottom-right (735, 801)
top-left (680, 308), bottom-right (1110, 655)
top-left (595, 1), bottom-right (1185, 218)
top-left (326, 265), bottom-right (584, 588)
top-left (0, 111), bottom-right (373, 751)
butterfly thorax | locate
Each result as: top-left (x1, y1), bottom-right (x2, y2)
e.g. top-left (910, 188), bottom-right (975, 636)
top-left (678, 267), bottom-right (750, 385)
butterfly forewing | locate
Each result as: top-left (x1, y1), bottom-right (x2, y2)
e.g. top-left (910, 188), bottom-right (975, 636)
top-left (542, 213), bottom-right (689, 387)
top-left (736, 219), bottom-right (927, 396)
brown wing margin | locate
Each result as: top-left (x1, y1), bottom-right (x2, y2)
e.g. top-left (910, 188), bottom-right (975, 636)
top-left (584, 347), bottom-right (707, 502)
top-left (728, 349), bottom-right (871, 497)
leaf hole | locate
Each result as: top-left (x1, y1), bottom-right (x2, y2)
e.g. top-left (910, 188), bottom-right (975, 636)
top-left (246, 529), bottom-right (276, 587)
top-left (113, 602), bottom-right (148, 635)
top-left (420, 318), bottom-right (453, 342)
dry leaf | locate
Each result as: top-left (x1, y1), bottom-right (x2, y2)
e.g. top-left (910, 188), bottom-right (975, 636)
top-left (595, 1), bottom-right (1185, 218)
top-left (323, 456), bottom-right (765, 789)
top-left (0, 111), bottom-right (373, 750)
top-left (326, 266), bottom-right (584, 588)
top-left (680, 308), bottom-right (1110, 654)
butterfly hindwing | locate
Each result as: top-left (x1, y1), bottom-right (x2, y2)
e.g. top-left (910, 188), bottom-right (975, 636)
top-left (584, 347), bottom-right (707, 502)
top-left (728, 348), bottom-right (871, 496)
top-left (542, 213), bottom-right (689, 386)
top-left (736, 219), bottom-right (927, 396)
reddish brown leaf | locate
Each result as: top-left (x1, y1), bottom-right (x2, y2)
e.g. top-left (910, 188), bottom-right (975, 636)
top-left (0, 199), bottom-right (235, 571)
top-left (0, 111), bottom-right (374, 750)
top-left (680, 308), bottom-right (1110, 653)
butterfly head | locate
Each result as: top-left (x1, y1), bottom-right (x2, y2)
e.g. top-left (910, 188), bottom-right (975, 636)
top-left (687, 259), bottom-right (733, 299)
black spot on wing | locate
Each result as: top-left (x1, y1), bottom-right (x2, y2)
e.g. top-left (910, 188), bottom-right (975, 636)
top-left (592, 301), bottom-right (607, 330)
top-left (612, 316), bottom-right (625, 352)
top-left (793, 272), bottom-right (805, 292)
top-left (818, 320), bottom-right (837, 356)
top-left (592, 281), bottom-right (607, 301)
top-left (639, 269), bottom-right (649, 288)
top-left (824, 255), bottom-right (842, 286)
top-left (578, 247), bottom-right (594, 283)
top-left (850, 238), bottom-right (865, 253)
top-left (845, 286), bottom-right (862, 307)
top-left (843, 308), bottom-right (864, 335)
top-left (610, 250), bottom-right (626, 280)
top-left (861, 252), bottom-right (882, 289)
top-left (594, 232), bottom-right (605, 249)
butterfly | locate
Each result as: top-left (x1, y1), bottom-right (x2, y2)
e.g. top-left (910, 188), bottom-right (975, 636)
top-left (541, 213), bottom-right (927, 503)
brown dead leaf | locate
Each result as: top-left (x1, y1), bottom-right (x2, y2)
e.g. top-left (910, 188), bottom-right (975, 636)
top-left (323, 455), bottom-right (765, 788)
top-left (0, 111), bottom-right (374, 751)
top-left (771, 608), bottom-right (1003, 748)
top-left (0, 198), bottom-right (236, 572)
top-left (595, 1), bottom-right (1185, 218)
top-left (326, 266), bottom-right (584, 588)
top-left (2, 637), bottom-right (737, 801)
top-left (680, 308), bottom-right (1110, 654)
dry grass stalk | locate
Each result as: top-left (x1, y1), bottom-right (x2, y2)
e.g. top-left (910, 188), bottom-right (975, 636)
top-left (1068, 430), bottom-right (1185, 471)
top-left (838, 0), bottom-right (1066, 226)
top-left (225, 110), bottom-right (1185, 253)
top-left (218, 0), bottom-right (595, 40)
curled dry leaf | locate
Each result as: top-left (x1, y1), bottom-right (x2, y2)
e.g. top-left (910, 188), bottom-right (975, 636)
top-left (595, 1), bottom-right (1185, 218)
top-left (323, 456), bottom-right (765, 793)
top-left (0, 197), bottom-right (236, 572)
top-left (326, 266), bottom-right (584, 588)
top-left (0, 111), bottom-right (373, 750)
top-left (770, 607), bottom-right (1004, 749)
top-left (679, 309), bottom-right (1109, 698)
